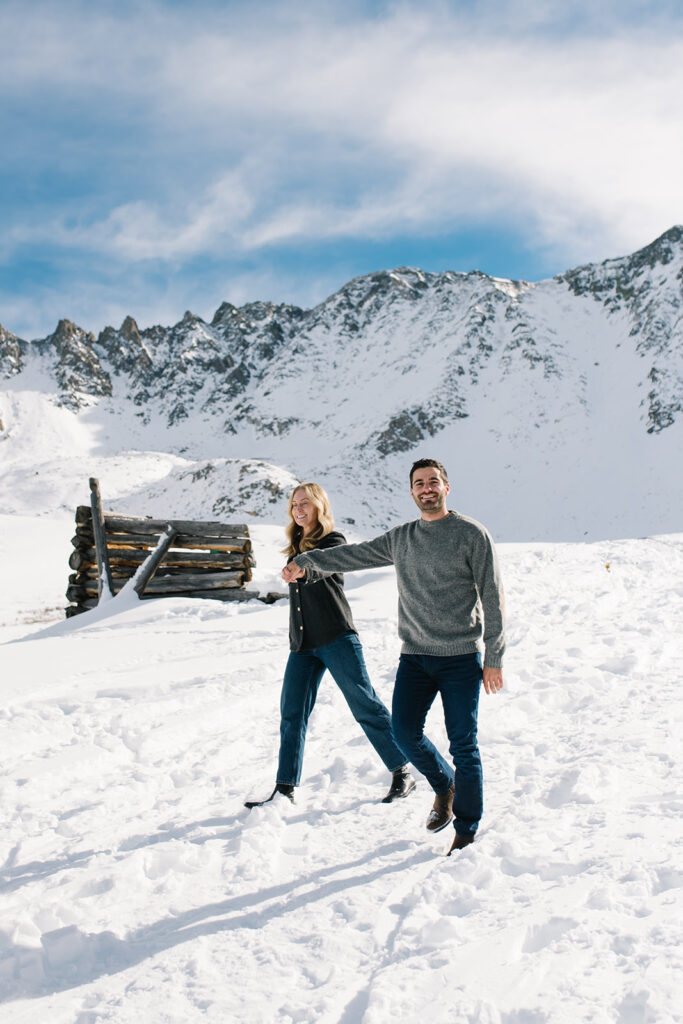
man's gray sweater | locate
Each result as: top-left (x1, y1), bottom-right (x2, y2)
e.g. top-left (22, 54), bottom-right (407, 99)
top-left (293, 511), bottom-right (505, 667)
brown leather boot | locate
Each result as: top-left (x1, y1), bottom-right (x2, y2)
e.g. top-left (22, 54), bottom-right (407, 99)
top-left (425, 784), bottom-right (455, 832)
top-left (447, 832), bottom-right (474, 855)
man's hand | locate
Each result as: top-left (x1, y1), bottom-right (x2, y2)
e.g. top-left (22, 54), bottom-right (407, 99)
top-left (282, 562), bottom-right (306, 583)
top-left (482, 666), bottom-right (503, 695)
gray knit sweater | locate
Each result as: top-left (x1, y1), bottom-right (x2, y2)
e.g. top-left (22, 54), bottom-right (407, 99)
top-left (293, 511), bottom-right (505, 667)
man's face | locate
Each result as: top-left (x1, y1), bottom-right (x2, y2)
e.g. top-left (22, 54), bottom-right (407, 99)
top-left (410, 467), bottom-right (450, 515)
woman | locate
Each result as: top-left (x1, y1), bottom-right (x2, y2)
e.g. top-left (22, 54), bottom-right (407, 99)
top-left (245, 483), bottom-right (415, 807)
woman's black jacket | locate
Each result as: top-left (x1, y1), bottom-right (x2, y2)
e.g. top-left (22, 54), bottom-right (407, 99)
top-left (288, 531), bottom-right (356, 652)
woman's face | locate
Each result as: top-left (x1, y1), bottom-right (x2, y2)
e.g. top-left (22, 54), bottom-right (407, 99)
top-left (291, 489), bottom-right (319, 535)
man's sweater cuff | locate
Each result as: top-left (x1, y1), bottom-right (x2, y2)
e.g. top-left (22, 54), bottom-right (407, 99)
top-left (484, 653), bottom-right (503, 669)
top-left (294, 554), bottom-right (326, 583)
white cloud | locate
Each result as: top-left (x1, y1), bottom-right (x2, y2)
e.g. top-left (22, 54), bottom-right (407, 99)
top-left (2, 0), bottom-right (682, 272)
top-left (94, 170), bottom-right (256, 261)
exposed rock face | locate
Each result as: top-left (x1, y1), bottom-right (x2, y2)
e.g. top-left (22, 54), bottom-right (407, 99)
top-left (2, 227), bottom-right (682, 500)
top-left (97, 316), bottom-right (153, 380)
top-left (0, 325), bottom-right (26, 378)
top-left (21, 319), bottom-right (113, 410)
top-left (560, 226), bottom-right (683, 433)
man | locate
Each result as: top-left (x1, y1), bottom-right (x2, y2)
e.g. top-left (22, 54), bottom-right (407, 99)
top-left (281, 458), bottom-right (505, 855)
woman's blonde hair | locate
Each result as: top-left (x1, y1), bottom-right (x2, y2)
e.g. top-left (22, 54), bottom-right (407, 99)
top-left (283, 482), bottom-right (335, 557)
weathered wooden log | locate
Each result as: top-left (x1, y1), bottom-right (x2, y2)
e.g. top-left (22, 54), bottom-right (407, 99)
top-left (145, 565), bottom-right (253, 582)
top-left (69, 545), bottom-right (254, 571)
top-left (66, 604), bottom-right (87, 617)
top-left (77, 564), bottom-right (243, 580)
top-left (69, 569), bottom-right (247, 600)
top-left (128, 535), bottom-right (249, 553)
top-left (132, 526), bottom-right (177, 596)
top-left (155, 564), bottom-right (252, 579)
top-left (67, 583), bottom-right (261, 612)
top-left (72, 565), bottom-right (139, 581)
top-left (180, 588), bottom-right (260, 602)
top-left (144, 580), bottom-right (242, 595)
top-left (142, 547), bottom-right (254, 567)
top-left (89, 479), bottom-right (114, 599)
top-left (67, 597), bottom-right (98, 612)
top-left (76, 506), bottom-right (250, 540)
top-left (73, 527), bottom-right (251, 555)
top-left (75, 566), bottom-right (244, 582)
top-left (69, 549), bottom-right (92, 571)
top-left (143, 572), bottom-right (246, 592)
top-left (165, 536), bottom-right (251, 553)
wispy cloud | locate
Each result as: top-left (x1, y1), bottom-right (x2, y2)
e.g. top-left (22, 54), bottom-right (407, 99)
top-left (1, 0), bottom-right (682, 336)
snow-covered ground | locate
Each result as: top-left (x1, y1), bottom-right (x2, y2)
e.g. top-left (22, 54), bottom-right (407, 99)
top-left (1, 514), bottom-right (682, 1023)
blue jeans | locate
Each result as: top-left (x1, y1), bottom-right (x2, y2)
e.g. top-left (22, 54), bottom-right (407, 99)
top-left (392, 652), bottom-right (483, 837)
top-left (277, 632), bottom-right (406, 786)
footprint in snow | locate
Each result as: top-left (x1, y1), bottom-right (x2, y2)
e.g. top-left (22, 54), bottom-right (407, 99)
top-left (522, 916), bottom-right (577, 953)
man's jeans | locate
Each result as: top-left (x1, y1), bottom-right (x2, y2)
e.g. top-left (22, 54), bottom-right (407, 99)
top-left (392, 652), bottom-right (483, 837)
top-left (277, 632), bottom-right (406, 786)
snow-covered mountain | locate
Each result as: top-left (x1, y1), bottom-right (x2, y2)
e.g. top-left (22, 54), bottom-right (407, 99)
top-left (1, 227), bottom-right (682, 540)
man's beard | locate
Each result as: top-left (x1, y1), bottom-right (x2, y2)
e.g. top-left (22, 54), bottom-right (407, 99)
top-left (417, 493), bottom-right (446, 511)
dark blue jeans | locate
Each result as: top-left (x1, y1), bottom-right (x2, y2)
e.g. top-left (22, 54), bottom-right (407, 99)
top-left (277, 632), bottom-right (406, 786)
top-left (392, 652), bottom-right (483, 837)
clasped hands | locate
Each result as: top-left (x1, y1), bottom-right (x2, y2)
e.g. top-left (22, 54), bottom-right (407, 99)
top-left (282, 562), bottom-right (306, 583)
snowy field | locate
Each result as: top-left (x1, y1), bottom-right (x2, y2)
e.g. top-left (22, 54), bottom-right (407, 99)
top-left (1, 514), bottom-right (682, 1023)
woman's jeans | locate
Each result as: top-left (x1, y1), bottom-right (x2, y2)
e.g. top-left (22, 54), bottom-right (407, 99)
top-left (392, 652), bottom-right (483, 837)
top-left (277, 632), bottom-right (406, 786)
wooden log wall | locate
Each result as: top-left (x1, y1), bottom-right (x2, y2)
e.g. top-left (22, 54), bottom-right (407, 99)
top-left (66, 506), bottom-right (259, 617)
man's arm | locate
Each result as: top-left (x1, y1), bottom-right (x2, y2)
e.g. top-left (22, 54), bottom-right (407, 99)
top-left (469, 528), bottom-right (505, 687)
top-left (281, 532), bottom-right (395, 583)
top-left (287, 531), bottom-right (348, 584)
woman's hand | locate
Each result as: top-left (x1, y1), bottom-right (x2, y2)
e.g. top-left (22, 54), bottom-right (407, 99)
top-left (282, 563), bottom-right (306, 583)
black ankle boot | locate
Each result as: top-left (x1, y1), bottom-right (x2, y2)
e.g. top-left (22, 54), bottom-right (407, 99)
top-left (244, 783), bottom-right (295, 809)
top-left (382, 766), bottom-right (416, 803)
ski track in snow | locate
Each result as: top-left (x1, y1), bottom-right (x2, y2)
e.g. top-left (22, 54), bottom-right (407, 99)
top-left (0, 518), bottom-right (681, 1023)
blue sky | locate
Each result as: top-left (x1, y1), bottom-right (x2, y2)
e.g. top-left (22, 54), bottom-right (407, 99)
top-left (1, 0), bottom-right (682, 339)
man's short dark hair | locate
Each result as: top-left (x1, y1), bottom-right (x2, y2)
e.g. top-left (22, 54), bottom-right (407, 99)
top-left (410, 459), bottom-right (449, 487)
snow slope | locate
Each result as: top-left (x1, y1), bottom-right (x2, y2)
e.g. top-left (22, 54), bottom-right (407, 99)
top-left (1, 516), bottom-right (681, 1023)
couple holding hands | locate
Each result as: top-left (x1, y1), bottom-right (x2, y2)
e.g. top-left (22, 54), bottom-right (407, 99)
top-left (245, 458), bottom-right (505, 856)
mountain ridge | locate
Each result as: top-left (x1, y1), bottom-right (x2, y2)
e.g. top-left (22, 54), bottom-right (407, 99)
top-left (1, 227), bottom-right (682, 540)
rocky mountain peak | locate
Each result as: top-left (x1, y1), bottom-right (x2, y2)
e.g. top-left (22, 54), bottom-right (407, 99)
top-left (630, 224), bottom-right (683, 270)
top-left (120, 316), bottom-right (142, 344)
top-left (210, 301), bottom-right (237, 327)
top-left (560, 225), bottom-right (683, 297)
top-left (0, 324), bottom-right (26, 378)
top-left (181, 310), bottom-right (203, 325)
top-left (51, 318), bottom-right (94, 347)
top-left (97, 316), bottom-right (152, 380)
top-left (552, 228), bottom-right (683, 432)
top-left (40, 318), bottom-right (112, 409)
